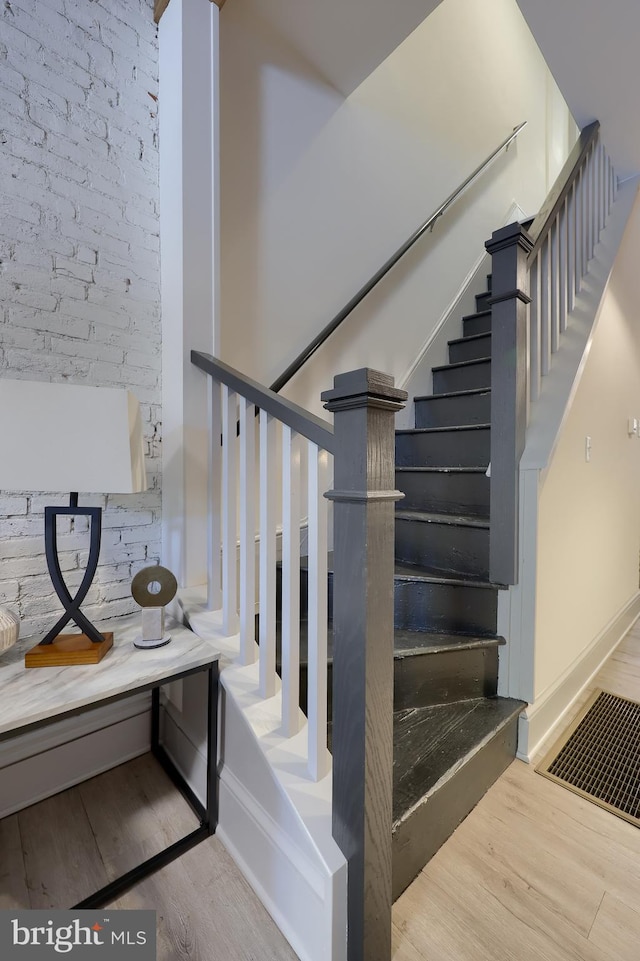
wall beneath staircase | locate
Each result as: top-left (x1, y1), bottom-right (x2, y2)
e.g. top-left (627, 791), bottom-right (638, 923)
top-left (220, 0), bottom-right (576, 415)
top-left (533, 189), bottom-right (640, 724)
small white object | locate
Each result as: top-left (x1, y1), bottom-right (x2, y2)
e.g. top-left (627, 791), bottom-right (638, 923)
top-left (134, 607), bottom-right (170, 650)
top-left (585, 435), bottom-right (592, 462)
top-left (628, 418), bottom-right (638, 436)
top-left (0, 607), bottom-right (19, 654)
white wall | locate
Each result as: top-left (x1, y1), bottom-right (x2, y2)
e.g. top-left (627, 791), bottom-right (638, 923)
top-left (220, 0), bottom-right (576, 416)
top-left (0, 0), bottom-right (161, 636)
top-left (533, 193), bottom-right (640, 700)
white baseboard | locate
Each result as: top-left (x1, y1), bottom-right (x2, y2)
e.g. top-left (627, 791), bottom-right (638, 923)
top-left (217, 769), bottom-right (346, 961)
top-left (0, 694), bottom-right (151, 818)
top-left (517, 592), bottom-right (640, 761)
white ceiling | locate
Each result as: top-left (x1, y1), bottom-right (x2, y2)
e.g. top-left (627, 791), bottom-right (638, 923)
top-left (516, 0), bottom-right (640, 179)
top-left (237, 0), bottom-right (444, 96)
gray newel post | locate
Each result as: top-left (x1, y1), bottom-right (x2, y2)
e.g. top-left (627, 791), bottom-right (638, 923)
top-left (321, 368), bottom-right (407, 961)
top-left (485, 222), bottom-right (534, 587)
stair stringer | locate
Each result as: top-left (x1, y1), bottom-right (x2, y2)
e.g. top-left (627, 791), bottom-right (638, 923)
top-left (496, 177), bottom-right (640, 755)
top-left (178, 592), bottom-right (348, 961)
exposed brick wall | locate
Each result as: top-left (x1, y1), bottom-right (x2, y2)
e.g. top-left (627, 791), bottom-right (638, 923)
top-left (0, 0), bottom-right (161, 637)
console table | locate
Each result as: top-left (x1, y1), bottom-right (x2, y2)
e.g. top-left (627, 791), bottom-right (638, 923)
top-left (0, 618), bottom-right (220, 908)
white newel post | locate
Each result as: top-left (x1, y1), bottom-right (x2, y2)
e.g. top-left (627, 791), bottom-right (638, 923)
top-left (160, 0), bottom-right (220, 590)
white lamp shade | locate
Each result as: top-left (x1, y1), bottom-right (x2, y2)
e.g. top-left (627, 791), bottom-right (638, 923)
top-left (0, 380), bottom-right (147, 494)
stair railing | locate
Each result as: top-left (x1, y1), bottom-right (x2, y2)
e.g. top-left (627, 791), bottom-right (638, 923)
top-left (270, 121), bottom-right (527, 395)
top-left (192, 350), bottom-right (407, 961)
top-left (486, 121), bottom-right (617, 585)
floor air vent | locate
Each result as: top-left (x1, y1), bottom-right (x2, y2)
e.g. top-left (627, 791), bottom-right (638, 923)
top-left (536, 689), bottom-right (640, 826)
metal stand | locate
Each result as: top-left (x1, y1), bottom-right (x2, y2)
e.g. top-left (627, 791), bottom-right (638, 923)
top-left (73, 661), bottom-right (219, 908)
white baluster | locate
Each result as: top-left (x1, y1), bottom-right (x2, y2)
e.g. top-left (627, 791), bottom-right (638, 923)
top-left (599, 143), bottom-right (606, 236)
top-left (576, 166), bottom-right (584, 291)
top-left (567, 180), bottom-right (577, 313)
top-left (529, 253), bottom-right (541, 405)
top-left (281, 426), bottom-right (301, 736)
top-left (207, 377), bottom-right (222, 611)
top-left (222, 386), bottom-right (239, 635)
top-left (259, 410), bottom-right (278, 698)
top-left (550, 214), bottom-right (560, 352)
top-left (307, 442), bottom-right (330, 781)
top-left (540, 236), bottom-right (551, 376)
top-left (590, 144), bottom-right (597, 260)
top-left (239, 398), bottom-right (256, 665)
top-left (558, 199), bottom-right (568, 334)
top-left (582, 161), bottom-right (589, 278)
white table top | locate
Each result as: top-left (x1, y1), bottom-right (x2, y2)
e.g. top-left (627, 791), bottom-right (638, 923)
top-left (0, 616), bottom-right (219, 738)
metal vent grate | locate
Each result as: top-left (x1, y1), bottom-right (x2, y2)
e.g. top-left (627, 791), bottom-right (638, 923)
top-left (536, 689), bottom-right (640, 826)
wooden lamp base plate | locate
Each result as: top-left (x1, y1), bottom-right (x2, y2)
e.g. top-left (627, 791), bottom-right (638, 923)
top-left (25, 632), bottom-right (114, 668)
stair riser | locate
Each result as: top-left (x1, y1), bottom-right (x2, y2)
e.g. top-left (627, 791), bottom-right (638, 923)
top-left (433, 360), bottom-right (491, 393)
top-left (475, 291), bottom-right (492, 312)
top-left (463, 314), bottom-right (491, 337)
top-left (394, 646), bottom-right (498, 711)
top-left (395, 429), bottom-right (489, 468)
top-left (448, 335), bottom-right (491, 364)
top-left (392, 712), bottom-right (519, 900)
top-left (396, 470), bottom-right (489, 516)
top-left (394, 578), bottom-right (497, 634)
top-left (414, 390), bottom-right (491, 428)
top-left (395, 518), bottom-right (489, 579)
top-left (303, 646), bottom-right (498, 717)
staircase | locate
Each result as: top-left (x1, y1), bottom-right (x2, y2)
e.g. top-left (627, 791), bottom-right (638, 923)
top-left (281, 274), bottom-right (523, 900)
top-left (390, 272), bottom-right (523, 896)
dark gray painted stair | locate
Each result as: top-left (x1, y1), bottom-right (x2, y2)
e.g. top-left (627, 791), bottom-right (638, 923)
top-left (390, 269), bottom-right (523, 898)
top-left (395, 510), bottom-right (489, 578)
top-left (433, 357), bottom-right (491, 393)
top-left (395, 467), bottom-right (489, 516)
top-left (277, 271), bottom-right (523, 902)
top-left (462, 309), bottom-right (492, 338)
top-left (392, 696), bottom-right (522, 898)
top-left (395, 424), bottom-right (490, 467)
top-left (414, 388), bottom-right (491, 428)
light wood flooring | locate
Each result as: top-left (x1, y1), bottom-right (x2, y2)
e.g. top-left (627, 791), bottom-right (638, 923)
top-left (393, 620), bottom-right (640, 961)
top-left (0, 753), bottom-right (298, 960)
top-left (3, 624), bottom-right (640, 960)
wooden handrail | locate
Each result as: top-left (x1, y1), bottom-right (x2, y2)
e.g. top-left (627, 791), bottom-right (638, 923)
top-left (191, 350), bottom-right (335, 452)
top-left (527, 121), bottom-right (600, 263)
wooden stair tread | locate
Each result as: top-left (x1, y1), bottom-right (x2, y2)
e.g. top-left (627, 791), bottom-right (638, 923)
top-left (393, 561), bottom-right (495, 589)
top-left (392, 696), bottom-right (523, 824)
top-left (395, 509), bottom-right (490, 529)
top-left (395, 423), bottom-right (490, 436)
top-left (413, 387), bottom-right (490, 402)
top-left (396, 466), bottom-right (488, 474)
top-left (447, 331), bottom-right (491, 347)
top-left (393, 630), bottom-right (503, 656)
top-left (461, 308), bottom-right (491, 322)
top-left (432, 357), bottom-right (491, 373)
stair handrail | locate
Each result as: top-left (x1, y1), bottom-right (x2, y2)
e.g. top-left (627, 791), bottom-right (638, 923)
top-left (192, 350), bottom-right (334, 452)
top-left (270, 121), bottom-right (528, 395)
top-left (486, 120), bottom-right (617, 586)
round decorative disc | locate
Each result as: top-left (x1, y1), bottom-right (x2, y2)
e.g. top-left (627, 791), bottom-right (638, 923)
top-left (131, 565), bottom-right (178, 608)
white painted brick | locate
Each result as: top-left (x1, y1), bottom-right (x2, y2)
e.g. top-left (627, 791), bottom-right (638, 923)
top-left (1, 0), bottom-right (160, 628)
top-left (0, 497), bottom-right (29, 515)
top-left (0, 86), bottom-right (27, 119)
top-left (0, 324), bottom-right (46, 350)
top-left (0, 581), bottom-right (20, 605)
top-left (77, 245), bottom-right (98, 265)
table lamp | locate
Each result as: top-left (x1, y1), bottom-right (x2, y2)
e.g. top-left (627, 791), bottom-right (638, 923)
top-left (0, 379), bottom-right (147, 667)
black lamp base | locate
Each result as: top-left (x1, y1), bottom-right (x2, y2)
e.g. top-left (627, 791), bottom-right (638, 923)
top-left (35, 493), bottom-right (108, 660)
